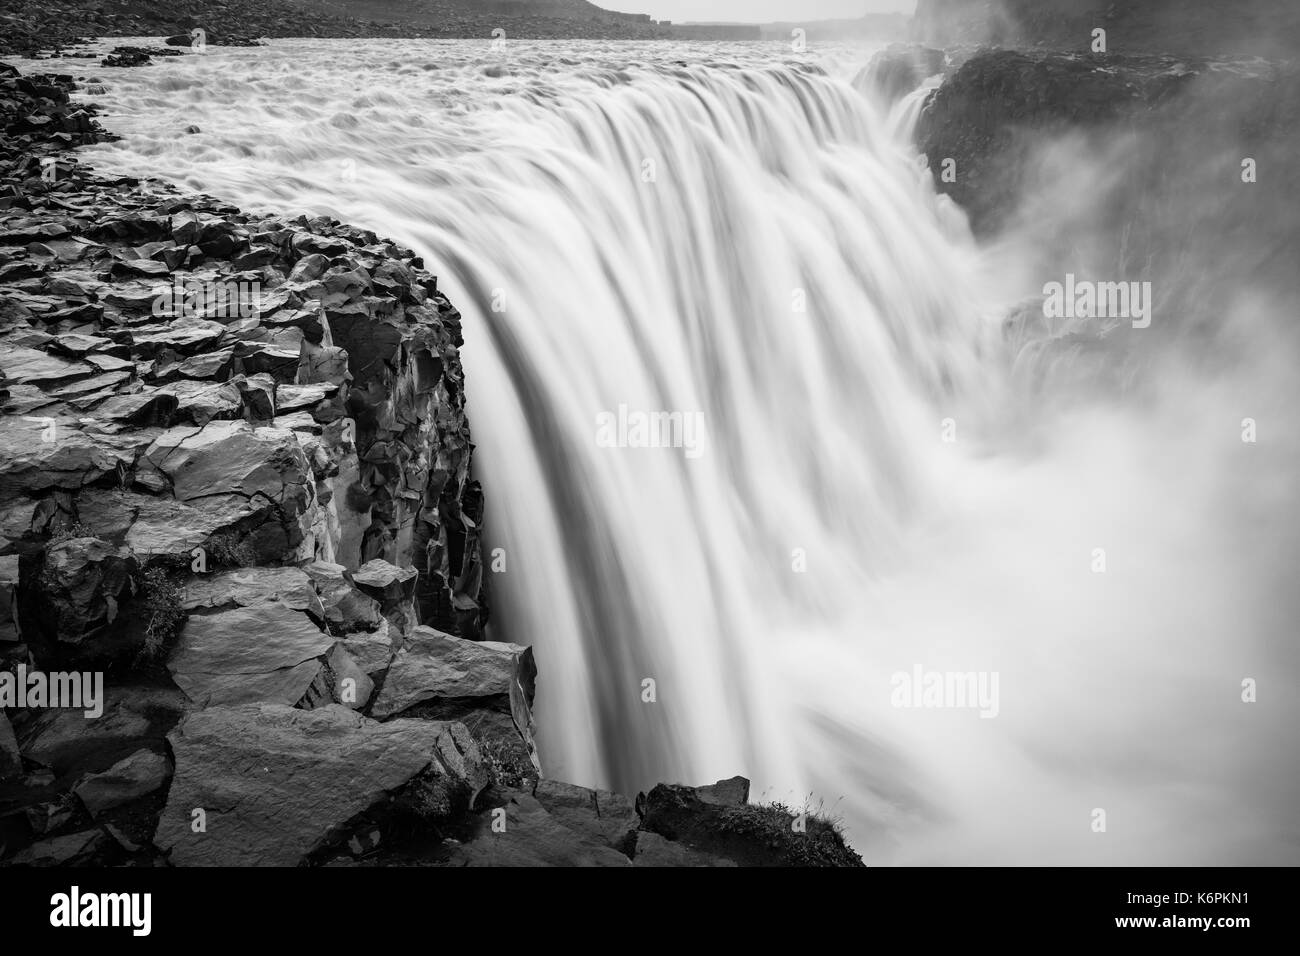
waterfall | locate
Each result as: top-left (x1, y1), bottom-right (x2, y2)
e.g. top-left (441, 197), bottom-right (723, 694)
top-left (79, 38), bottom-right (1300, 865)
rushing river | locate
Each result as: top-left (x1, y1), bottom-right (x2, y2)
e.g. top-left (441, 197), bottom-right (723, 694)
top-left (58, 37), bottom-right (1300, 864)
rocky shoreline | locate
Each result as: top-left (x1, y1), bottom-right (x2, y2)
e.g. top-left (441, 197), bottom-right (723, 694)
top-left (0, 51), bottom-right (862, 867)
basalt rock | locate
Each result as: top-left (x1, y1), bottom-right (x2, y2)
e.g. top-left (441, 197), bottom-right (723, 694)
top-left (71, 747), bottom-right (171, 816)
top-left (166, 603), bottom-right (335, 708)
top-left (856, 44), bottom-right (946, 103)
top-left (635, 779), bottom-right (865, 867)
top-left (0, 61), bottom-right (500, 865)
top-left (153, 703), bottom-right (484, 867)
top-left (37, 535), bottom-right (133, 647)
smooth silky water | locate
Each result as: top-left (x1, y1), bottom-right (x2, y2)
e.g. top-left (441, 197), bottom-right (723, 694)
top-left (59, 38), bottom-right (1300, 864)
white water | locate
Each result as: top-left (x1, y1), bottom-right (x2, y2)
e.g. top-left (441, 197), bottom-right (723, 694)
top-left (62, 38), bottom-right (1300, 864)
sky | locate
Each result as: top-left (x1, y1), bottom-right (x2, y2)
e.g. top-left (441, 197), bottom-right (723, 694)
top-left (599, 0), bottom-right (916, 23)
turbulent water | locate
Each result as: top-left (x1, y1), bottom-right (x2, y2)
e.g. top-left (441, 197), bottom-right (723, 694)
top-left (65, 38), bottom-right (1300, 864)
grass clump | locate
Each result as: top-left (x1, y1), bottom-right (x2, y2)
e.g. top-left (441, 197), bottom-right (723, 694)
top-left (137, 566), bottom-right (186, 660)
top-left (711, 801), bottom-right (864, 867)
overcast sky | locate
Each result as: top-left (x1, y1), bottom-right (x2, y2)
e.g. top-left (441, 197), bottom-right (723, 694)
top-left (601, 0), bottom-right (916, 23)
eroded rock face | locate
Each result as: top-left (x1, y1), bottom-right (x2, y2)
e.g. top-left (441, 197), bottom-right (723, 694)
top-left (1, 64), bottom-right (488, 674)
top-left (153, 703), bottom-right (483, 866)
top-left (0, 63), bottom-right (507, 866)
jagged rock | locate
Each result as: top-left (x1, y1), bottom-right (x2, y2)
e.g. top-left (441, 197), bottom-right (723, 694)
top-left (72, 747), bottom-right (171, 815)
top-left (0, 344), bottom-right (91, 385)
top-left (349, 558), bottom-right (417, 603)
top-left (533, 779), bottom-right (638, 853)
top-left (636, 779), bottom-right (865, 867)
top-left (89, 388), bottom-right (178, 427)
top-left (75, 487), bottom-right (251, 560)
top-left (369, 626), bottom-right (535, 719)
top-left (154, 703), bottom-right (482, 866)
top-left (15, 684), bottom-right (186, 784)
top-left (166, 603), bottom-right (333, 708)
top-left (304, 561), bottom-right (383, 632)
top-left (448, 792), bottom-right (631, 867)
top-left (39, 536), bottom-right (133, 645)
top-left (9, 828), bottom-right (105, 866)
top-left (179, 566), bottom-right (323, 618)
top-left (0, 709), bottom-right (21, 779)
top-left (858, 44), bottom-right (946, 102)
top-left (151, 379), bottom-right (242, 425)
top-left (141, 420), bottom-right (303, 501)
top-left (0, 553), bottom-right (20, 643)
top-left (697, 775), bottom-right (750, 807)
top-left (326, 640), bottom-right (374, 710)
top-left (631, 830), bottom-right (737, 867)
top-left (0, 417), bottom-right (143, 496)
top-left (24, 801), bottom-right (75, 836)
top-left (276, 382), bottom-right (335, 414)
top-left (340, 628), bottom-right (395, 679)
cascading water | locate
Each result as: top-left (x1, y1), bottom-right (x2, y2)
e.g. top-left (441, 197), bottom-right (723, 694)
top-left (72, 38), bottom-right (1299, 865)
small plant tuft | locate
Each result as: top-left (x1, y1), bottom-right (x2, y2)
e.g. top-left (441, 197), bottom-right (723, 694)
top-left (138, 566), bottom-right (186, 660)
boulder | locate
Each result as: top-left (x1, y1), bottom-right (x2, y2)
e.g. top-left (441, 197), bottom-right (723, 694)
top-left (349, 558), bottom-right (417, 604)
top-left (447, 792), bottom-right (631, 867)
top-left (0, 417), bottom-right (142, 497)
top-left (16, 684), bottom-right (186, 784)
top-left (0, 553), bottom-right (19, 642)
top-left (636, 779), bottom-right (865, 867)
top-left (369, 626), bottom-right (535, 719)
top-left (166, 603), bottom-right (333, 708)
top-left (8, 828), bottom-right (106, 866)
top-left (72, 747), bottom-right (171, 816)
top-left (532, 779), bottom-right (638, 853)
top-left (153, 703), bottom-right (482, 866)
top-left (632, 830), bottom-right (736, 867)
top-left (0, 709), bottom-right (21, 779)
top-left (304, 560), bottom-right (384, 633)
top-left (179, 566), bottom-right (323, 619)
top-left (141, 420), bottom-right (311, 507)
top-left (39, 536), bottom-right (134, 645)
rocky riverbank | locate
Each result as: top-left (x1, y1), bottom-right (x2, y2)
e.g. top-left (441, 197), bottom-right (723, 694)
top-left (0, 54), bottom-right (862, 867)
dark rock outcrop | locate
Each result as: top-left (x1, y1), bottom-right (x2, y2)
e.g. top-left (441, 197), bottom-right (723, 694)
top-left (154, 703), bottom-right (485, 866)
top-left (0, 61), bottom-right (508, 866)
top-left (434, 775), bottom-right (864, 868)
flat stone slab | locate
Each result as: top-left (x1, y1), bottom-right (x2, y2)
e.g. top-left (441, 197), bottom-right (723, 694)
top-left (153, 703), bottom-right (476, 866)
top-left (166, 604), bottom-right (334, 708)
